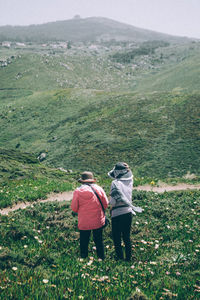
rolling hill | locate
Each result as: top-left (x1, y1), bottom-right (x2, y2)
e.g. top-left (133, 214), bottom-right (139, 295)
top-left (0, 20), bottom-right (199, 179)
top-left (0, 17), bottom-right (191, 43)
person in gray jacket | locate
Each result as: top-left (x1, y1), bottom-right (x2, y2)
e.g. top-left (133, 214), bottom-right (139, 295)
top-left (108, 162), bottom-right (142, 261)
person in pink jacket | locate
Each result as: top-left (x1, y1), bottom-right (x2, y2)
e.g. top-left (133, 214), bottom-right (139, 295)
top-left (71, 171), bottom-right (108, 259)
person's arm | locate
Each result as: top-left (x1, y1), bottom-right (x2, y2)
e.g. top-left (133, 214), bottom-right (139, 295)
top-left (71, 190), bottom-right (79, 213)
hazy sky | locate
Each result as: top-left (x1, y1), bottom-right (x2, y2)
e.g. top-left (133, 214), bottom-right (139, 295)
top-left (0, 0), bottom-right (200, 38)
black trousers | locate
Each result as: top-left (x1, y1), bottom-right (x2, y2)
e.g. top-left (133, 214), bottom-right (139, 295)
top-left (112, 212), bottom-right (132, 261)
top-left (80, 227), bottom-right (104, 259)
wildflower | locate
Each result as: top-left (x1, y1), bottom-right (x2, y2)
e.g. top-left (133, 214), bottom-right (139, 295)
top-left (176, 272), bottom-right (181, 276)
top-left (87, 260), bottom-right (93, 266)
top-left (141, 240), bottom-right (147, 244)
top-left (131, 265), bottom-right (135, 269)
top-left (135, 221), bottom-right (139, 225)
top-left (12, 267), bottom-right (18, 271)
top-left (78, 296), bottom-right (84, 299)
top-left (34, 236), bottom-right (39, 240)
top-left (0, 246), bottom-right (2, 250)
top-left (155, 244), bottom-right (159, 249)
top-left (150, 261), bottom-right (157, 265)
top-left (98, 258), bottom-right (102, 262)
top-left (43, 279), bottom-right (49, 283)
top-left (24, 245), bottom-right (28, 248)
top-left (166, 271), bottom-right (170, 275)
top-left (79, 258), bottom-right (84, 262)
top-left (106, 245), bottom-right (109, 248)
top-left (140, 248), bottom-right (144, 251)
top-left (92, 246), bottom-right (96, 250)
top-left (166, 225), bottom-right (170, 229)
top-left (38, 240), bottom-right (43, 243)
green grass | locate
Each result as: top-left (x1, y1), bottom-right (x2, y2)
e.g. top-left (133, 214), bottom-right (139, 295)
top-left (0, 148), bottom-right (76, 208)
top-left (0, 188), bottom-right (199, 299)
top-left (0, 88), bottom-right (199, 178)
top-left (1, 42), bottom-right (200, 178)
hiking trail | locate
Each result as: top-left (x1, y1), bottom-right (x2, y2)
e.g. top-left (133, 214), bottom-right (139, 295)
top-left (0, 184), bottom-right (200, 215)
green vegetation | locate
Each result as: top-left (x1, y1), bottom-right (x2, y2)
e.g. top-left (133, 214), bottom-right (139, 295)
top-left (0, 87), bottom-right (199, 178)
top-left (0, 148), bottom-right (75, 208)
top-left (0, 187), bottom-right (199, 299)
top-left (110, 40), bottom-right (170, 63)
top-left (0, 18), bottom-right (200, 299)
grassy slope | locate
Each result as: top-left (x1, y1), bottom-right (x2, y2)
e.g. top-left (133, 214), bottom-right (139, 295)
top-left (0, 148), bottom-right (76, 208)
top-left (136, 52), bottom-right (200, 93)
top-left (0, 188), bottom-right (199, 299)
top-left (0, 43), bottom-right (200, 178)
top-left (0, 88), bottom-right (199, 178)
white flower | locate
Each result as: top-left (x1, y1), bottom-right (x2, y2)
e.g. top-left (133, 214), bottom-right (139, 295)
top-left (24, 245), bottom-right (28, 248)
top-left (150, 261), bottom-right (157, 265)
top-left (43, 279), bottom-right (49, 283)
top-left (92, 246), bottom-right (96, 250)
top-left (155, 244), bottom-right (159, 249)
top-left (166, 225), bottom-right (170, 229)
top-left (38, 240), bottom-right (43, 244)
top-left (12, 267), bottom-right (18, 271)
top-left (141, 240), bottom-right (147, 244)
top-left (34, 236), bottom-right (39, 240)
top-left (98, 258), bottom-right (102, 262)
top-left (131, 265), bottom-right (135, 269)
top-left (0, 246), bottom-right (2, 250)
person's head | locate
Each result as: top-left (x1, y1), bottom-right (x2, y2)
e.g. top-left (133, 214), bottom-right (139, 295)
top-left (78, 171), bottom-right (96, 184)
top-left (108, 162), bottom-right (133, 180)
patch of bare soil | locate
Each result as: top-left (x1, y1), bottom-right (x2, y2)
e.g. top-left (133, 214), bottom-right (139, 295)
top-left (0, 191), bottom-right (73, 215)
top-left (133, 183), bottom-right (200, 193)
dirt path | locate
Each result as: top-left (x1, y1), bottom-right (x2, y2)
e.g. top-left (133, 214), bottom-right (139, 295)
top-left (0, 184), bottom-right (200, 216)
top-left (133, 183), bottom-right (200, 193)
top-left (0, 191), bottom-right (73, 216)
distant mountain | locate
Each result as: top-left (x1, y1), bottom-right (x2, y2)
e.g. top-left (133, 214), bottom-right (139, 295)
top-left (0, 17), bottom-right (190, 43)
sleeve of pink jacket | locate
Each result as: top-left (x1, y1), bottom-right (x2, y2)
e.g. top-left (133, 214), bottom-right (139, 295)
top-left (71, 190), bottom-right (79, 213)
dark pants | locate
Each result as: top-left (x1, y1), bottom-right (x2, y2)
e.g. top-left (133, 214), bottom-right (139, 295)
top-left (80, 227), bottom-right (104, 259)
top-left (112, 212), bottom-right (132, 261)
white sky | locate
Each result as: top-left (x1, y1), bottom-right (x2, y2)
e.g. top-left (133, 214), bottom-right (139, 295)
top-left (0, 0), bottom-right (200, 38)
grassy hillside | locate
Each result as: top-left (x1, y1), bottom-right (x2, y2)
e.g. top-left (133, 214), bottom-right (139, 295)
top-left (0, 148), bottom-right (75, 208)
top-left (0, 17), bottom-right (190, 43)
top-left (0, 88), bottom-right (199, 178)
top-left (0, 41), bottom-right (200, 178)
top-left (0, 187), bottom-right (199, 299)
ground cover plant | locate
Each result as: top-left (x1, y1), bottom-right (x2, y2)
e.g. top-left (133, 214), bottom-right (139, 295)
top-left (0, 187), bottom-right (199, 299)
top-left (0, 148), bottom-right (75, 208)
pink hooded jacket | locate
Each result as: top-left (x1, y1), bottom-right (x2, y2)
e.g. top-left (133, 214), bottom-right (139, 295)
top-left (71, 184), bottom-right (109, 230)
